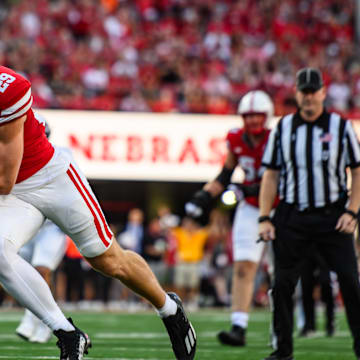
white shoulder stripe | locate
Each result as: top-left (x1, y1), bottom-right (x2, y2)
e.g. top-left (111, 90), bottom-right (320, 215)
top-left (1, 88), bottom-right (32, 117)
top-left (0, 96), bottom-right (32, 124)
top-left (346, 119), bottom-right (360, 161)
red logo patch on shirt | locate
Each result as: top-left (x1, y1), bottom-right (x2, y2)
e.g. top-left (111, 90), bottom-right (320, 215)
top-left (319, 133), bottom-right (332, 142)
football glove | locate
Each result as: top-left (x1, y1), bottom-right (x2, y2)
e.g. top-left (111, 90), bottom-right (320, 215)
top-left (185, 190), bottom-right (212, 218)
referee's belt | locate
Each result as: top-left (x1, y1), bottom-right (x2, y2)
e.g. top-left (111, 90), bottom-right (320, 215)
top-left (286, 199), bottom-right (346, 214)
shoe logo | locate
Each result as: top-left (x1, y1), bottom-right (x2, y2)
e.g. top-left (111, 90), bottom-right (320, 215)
top-left (184, 327), bottom-right (196, 354)
top-left (78, 336), bottom-right (86, 359)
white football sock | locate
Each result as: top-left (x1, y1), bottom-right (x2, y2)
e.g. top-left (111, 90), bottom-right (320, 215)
top-left (156, 293), bottom-right (178, 318)
top-left (231, 311), bottom-right (249, 328)
top-left (0, 238), bottom-right (74, 332)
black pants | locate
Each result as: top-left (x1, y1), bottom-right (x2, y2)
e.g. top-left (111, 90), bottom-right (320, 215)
top-left (63, 257), bottom-right (85, 302)
top-left (300, 251), bottom-right (335, 333)
top-left (271, 201), bottom-right (360, 357)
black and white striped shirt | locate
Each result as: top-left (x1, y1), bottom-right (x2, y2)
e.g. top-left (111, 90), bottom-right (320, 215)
top-left (262, 110), bottom-right (360, 210)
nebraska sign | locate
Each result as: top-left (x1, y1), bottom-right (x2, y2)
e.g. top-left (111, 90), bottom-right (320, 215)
top-left (38, 110), bottom-right (243, 182)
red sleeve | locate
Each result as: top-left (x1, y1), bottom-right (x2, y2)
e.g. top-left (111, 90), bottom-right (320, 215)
top-left (0, 66), bottom-right (33, 125)
top-left (226, 128), bottom-right (242, 154)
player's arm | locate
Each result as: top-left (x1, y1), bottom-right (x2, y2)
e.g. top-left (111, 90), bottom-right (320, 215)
top-left (347, 166), bottom-right (360, 214)
top-left (336, 121), bottom-right (360, 233)
top-left (204, 151), bottom-right (237, 196)
top-left (0, 115), bottom-right (25, 194)
top-left (259, 168), bottom-right (279, 216)
top-left (336, 166), bottom-right (360, 233)
top-left (258, 168), bottom-right (279, 241)
top-left (185, 151), bottom-right (237, 218)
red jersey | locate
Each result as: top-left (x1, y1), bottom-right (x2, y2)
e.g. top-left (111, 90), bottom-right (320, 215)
top-left (0, 66), bottom-right (54, 183)
top-left (226, 128), bottom-right (270, 207)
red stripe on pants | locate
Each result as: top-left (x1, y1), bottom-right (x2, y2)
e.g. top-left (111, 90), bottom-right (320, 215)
top-left (66, 168), bottom-right (110, 247)
top-left (69, 164), bottom-right (113, 240)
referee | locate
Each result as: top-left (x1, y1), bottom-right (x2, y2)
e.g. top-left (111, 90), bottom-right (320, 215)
top-left (259, 67), bottom-right (360, 360)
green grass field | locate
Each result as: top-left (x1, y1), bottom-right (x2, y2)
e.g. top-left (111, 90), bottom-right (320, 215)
top-left (0, 308), bottom-right (354, 360)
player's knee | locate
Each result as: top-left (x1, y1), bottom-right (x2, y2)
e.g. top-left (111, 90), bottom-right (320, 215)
top-left (234, 265), bottom-right (247, 278)
top-left (234, 261), bottom-right (256, 279)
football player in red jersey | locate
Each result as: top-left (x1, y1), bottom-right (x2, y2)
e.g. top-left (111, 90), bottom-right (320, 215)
top-left (186, 90), bottom-right (274, 347)
top-left (0, 66), bottom-right (196, 360)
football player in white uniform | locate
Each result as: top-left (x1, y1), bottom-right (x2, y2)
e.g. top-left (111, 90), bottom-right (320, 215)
top-left (0, 65), bottom-right (196, 360)
top-left (186, 90), bottom-right (274, 346)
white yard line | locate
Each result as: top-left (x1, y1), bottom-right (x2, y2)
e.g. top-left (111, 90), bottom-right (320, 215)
top-left (95, 332), bottom-right (167, 339)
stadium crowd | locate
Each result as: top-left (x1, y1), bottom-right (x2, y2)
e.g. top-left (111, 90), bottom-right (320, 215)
top-left (0, 0), bottom-right (359, 117)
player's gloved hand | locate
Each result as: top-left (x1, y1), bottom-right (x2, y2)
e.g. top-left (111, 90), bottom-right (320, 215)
top-left (185, 190), bottom-right (212, 218)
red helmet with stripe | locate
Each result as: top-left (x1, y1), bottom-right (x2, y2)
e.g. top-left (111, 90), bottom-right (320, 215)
top-left (237, 90), bottom-right (274, 135)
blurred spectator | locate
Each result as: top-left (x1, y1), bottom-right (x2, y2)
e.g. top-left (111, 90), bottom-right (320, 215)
top-left (63, 237), bottom-right (85, 304)
top-left (119, 88), bottom-right (150, 112)
top-left (156, 204), bottom-right (180, 291)
top-left (201, 209), bottom-right (232, 307)
top-left (150, 87), bottom-right (179, 113)
top-left (142, 218), bottom-right (168, 285)
top-left (117, 208), bottom-right (145, 254)
top-left (116, 208), bottom-right (145, 303)
top-left (171, 216), bottom-right (209, 310)
top-left (1, 0), bottom-right (359, 117)
top-left (157, 204), bottom-right (180, 231)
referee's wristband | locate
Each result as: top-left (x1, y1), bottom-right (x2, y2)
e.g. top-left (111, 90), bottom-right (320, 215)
top-left (258, 215), bottom-right (271, 223)
top-left (344, 209), bottom-right (358, 220)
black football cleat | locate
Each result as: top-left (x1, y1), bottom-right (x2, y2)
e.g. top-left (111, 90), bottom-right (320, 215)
top-left (162, 292), bottom-right (196, 360)
top-left (53, 318), bottom-right (91, 360)
top-left (217, 325), bottom-right (246, 346)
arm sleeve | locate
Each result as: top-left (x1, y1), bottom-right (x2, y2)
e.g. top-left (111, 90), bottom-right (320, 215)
top-left (261, 122), bottom-right (282, 169)
top-left (345, 120), bottom-right (360, 168)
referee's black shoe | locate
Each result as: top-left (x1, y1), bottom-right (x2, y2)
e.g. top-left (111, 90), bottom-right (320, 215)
top-left (162, 292), bottom-right (196, 360)
top-left (217, 325), bottom-right (246, 346)
top-left (262, 351), bottom-right (294, 360)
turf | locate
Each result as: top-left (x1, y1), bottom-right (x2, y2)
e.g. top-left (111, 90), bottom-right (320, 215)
top-left (0, 308), bottom-right (354, 360)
